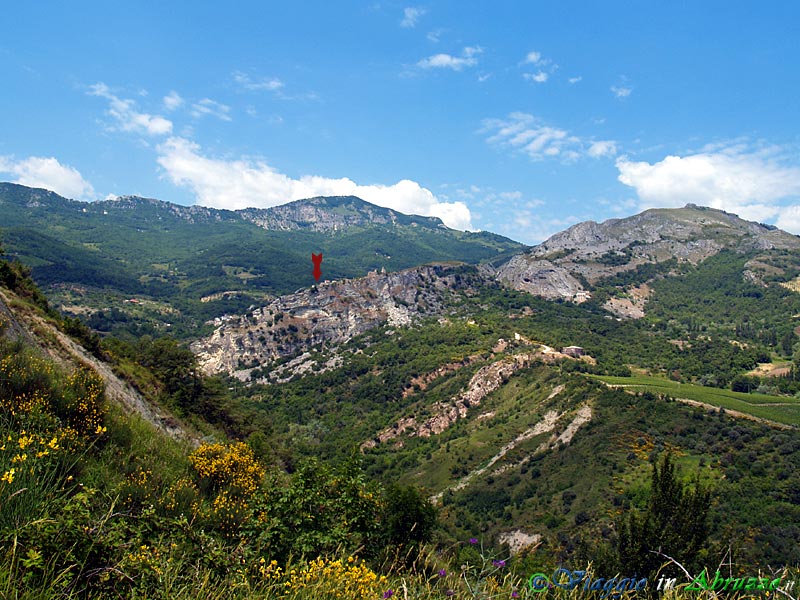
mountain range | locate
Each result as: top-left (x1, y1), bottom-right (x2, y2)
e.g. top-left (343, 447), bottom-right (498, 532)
top-left (191, 201), bottom-right (800, 379)
top-left (497, 203), bottom-right (800, 315)
top-left (0, 182), bottom-right (522, 337)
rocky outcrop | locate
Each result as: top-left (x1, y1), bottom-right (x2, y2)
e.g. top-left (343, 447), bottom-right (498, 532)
top-left (438, 409), bottom-right (562, 497)
top-left (603, 283), bottom-right (652, 319)
top-left (495, 257), bottom-right (583, 300)
top-left (402, 354), bottom-right (482, 398)
top-left (363, 346), bottom-right (577, 448)
top-left (430, 395), bottom-right (594, 502)
top-left (498, 531), bottom-right (542, 555)
top-left (239, 195), bottom-right (444, 233)
top-left (192, 264), bottom-right (481, 377)
top-left (495, 204), bottom-right (800, 305)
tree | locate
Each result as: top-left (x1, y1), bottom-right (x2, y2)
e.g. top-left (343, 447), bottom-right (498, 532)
top-left (613, 453), bottom-right (711, 579)
top-left (134, 336), bottom-right (204, 413)
top-left (783, 330), bottom-right (797, 357)
top-left (383, 483), bottom-right (437, 547)
top-left (731, 374), bottom-right (758, 393)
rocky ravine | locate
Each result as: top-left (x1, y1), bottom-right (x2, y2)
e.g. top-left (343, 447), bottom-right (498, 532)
top-left (192, 264), bottom-right (481, 378)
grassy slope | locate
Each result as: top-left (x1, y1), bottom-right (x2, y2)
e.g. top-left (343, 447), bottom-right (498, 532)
top-left (362, 359), bottom-right (800, 566)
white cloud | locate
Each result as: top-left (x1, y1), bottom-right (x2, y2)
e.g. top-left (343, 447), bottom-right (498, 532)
top-left (426, 28), bottom-right (443, 42)
top-left (401, 6), bottom-right (426, 28)
top-left (417, 46), bottom-right (482, 71)
top-left (776, 206), bottom-right (800, 233)
top-left (497, 211), bottom-right (579, 245)
top-left (521, 51), bottom-right (557, 83)
top-left (524, 51), bottom-right (543, 65)
top-left (190, 98), bottom-right (232, 121)
top-left (0, 155), bottom-right (95, 199)
top-left (439, 185), bottom-right (548, 243)
top-left (88, 83), bottom-right (173, 136)
top-left (588, 140), bottom-right (618, 158)
top-left (483, 112), bottom-right (616, 162)
top-left (232, 71), bottom-right (284, 92)
top-left (616, 146), bottom-right (800, 228)
top-left (163, 91), bottom-right (184, 111)
top-left (568, 76), bottom-right (582, 84)
top-left (598, 196), bottom-right (638, 215)
top-left (156, 137), bottom-right (474, 230)
top-left (523, 72), bottom-right (548, 83)
top-left (611, 84), bottom-right (632, 98)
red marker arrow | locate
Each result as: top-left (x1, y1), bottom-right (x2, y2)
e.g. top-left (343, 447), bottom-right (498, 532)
top-left (311, 253), bottom-right (323, 281)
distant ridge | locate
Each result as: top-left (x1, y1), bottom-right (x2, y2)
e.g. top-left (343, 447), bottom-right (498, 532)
top-left (0, 182), bottom-right (523, 337)
top-left (239, 195), bottom-right (447, 233)
top-left (0, 183), bottom-right (448, 231)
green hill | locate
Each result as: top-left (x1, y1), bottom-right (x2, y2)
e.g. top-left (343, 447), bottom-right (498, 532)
top-left (233, 280), bottom-right (800, 568)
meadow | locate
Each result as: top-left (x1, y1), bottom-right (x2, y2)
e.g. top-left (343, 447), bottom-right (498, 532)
top-left (593, 374), bottom-right (800, 427)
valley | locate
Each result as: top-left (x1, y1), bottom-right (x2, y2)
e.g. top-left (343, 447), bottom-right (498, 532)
top-left (2, 183), bottom-right (800, 597)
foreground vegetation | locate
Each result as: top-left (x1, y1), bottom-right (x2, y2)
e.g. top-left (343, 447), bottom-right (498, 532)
top-left (2, 320), bottom-right (798, 598)
top-left (0, 319), bottom-right (431, 598)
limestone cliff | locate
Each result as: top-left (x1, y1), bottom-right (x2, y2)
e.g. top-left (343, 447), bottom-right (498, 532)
top-left (191, 264), bottom-right (481, 377)
top-left (239, 195), bottom-right (444, 233)
top-left (495, 204), bottom-right (800, 310)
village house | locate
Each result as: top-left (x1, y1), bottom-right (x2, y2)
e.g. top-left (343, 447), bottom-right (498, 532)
top-left (562, 345), bottom-right (585, 357)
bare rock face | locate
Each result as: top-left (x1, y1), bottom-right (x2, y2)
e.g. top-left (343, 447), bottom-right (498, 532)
top-left (239, 195), bottom-right (444, 233)
top-left (495, 256), bottom-right (584, 300)
top-left (192, 264), bottom-right (478, 377)
top-left (495, 204), bottom-right (800, 305)
top-left (364, 343), bottom-right (579, 448)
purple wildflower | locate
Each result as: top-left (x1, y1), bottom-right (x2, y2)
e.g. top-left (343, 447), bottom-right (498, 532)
top-left (492, 559), bottom-right (506, 568)
top-left (439, 568), bottom-right (447, 577)
top-left (512, 592), bottom-right (520, 598)
top-left (446, 591), bottom-right (455, 597)
top-left (469, 537), bottom-right (478, 545)
top-left (383, 591), bottom-right (394, 599)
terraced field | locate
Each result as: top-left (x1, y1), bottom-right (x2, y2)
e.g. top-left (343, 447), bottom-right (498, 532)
top-left (594, 374), bottom-right (800, 428)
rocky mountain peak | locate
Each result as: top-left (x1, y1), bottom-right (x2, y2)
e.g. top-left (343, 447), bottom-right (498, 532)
top-left (238, 195), bottom-right (445, 233)
top-left (495, 204), bottom-right (800, 308)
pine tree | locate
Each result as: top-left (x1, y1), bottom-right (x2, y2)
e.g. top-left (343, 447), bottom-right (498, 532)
top-left (614, 453), bottom-right (711, 578)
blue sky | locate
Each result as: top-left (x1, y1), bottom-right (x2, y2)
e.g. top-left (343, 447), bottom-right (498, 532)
top-left (2, 1), bottom-right (799, 244)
